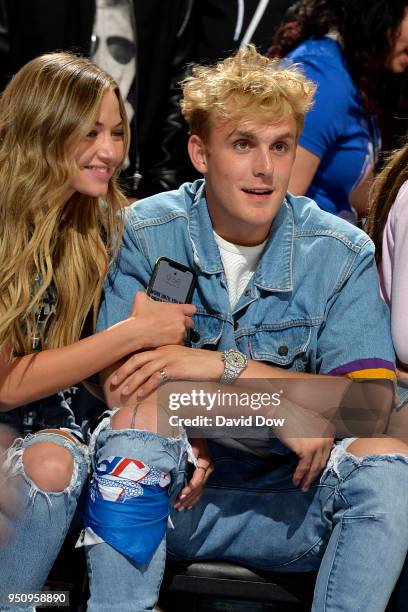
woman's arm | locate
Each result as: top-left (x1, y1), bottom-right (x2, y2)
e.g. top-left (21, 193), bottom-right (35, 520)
top-left (0, 322), bottom-right (135, 410)
top-left (288, 145), bottom-right (320, 195)
top-left (349, 169), bottom-right (373, 218)
top-left (0, 292), bottom-right (195, 410)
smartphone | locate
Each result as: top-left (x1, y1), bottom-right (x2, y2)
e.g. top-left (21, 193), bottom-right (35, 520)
top-left (146, 257), bottom-right (196, 304)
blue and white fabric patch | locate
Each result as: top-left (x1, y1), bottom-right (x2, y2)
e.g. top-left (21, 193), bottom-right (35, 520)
top-left (84, 456), bottom-right (171, 566)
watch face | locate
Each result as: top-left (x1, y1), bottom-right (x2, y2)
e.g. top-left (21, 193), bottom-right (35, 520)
top-left (227, 350), bottom-right (247, 368)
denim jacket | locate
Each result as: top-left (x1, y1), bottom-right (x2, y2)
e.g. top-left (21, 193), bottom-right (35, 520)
top-left (98, 180), bottom-right (395, 380)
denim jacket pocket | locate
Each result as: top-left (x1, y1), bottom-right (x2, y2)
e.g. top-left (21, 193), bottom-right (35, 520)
top-left (189, 312), bottom-right (225, 349)
top-left (249, 323), bottom-right (312, 371)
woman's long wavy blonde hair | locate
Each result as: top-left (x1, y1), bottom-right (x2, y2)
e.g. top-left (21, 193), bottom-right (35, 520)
top-left (0, 52), bottom-right (130, 358)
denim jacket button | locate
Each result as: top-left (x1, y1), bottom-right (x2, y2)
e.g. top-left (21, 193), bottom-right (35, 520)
top-left (244, 289), bottom-right (251, 297)
top-left (190, 330), bottom-right (200, 343)
top-left (278, 345), bottom-right (289, 356)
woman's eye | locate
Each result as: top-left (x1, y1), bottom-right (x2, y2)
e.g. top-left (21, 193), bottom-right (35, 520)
top-left (112, 131), bottom-right (125, 138)
top-left (86, 130), bottom-right (98, 138)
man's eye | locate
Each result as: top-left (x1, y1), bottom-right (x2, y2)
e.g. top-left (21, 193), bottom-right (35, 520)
top-left (233, 141), bottom-right (249, 151)
top-left (273, 142), bottom-right (289, 153)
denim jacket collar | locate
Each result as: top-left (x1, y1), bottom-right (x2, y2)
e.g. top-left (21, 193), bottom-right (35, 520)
top-left (254, 198), bottom-right (293, 293)
top-left (189, 182), bottom-right (224, 275)
top-left (189, 180), bottom-right (293, 293)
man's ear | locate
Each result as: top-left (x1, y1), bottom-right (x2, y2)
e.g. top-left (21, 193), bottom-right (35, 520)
top-left (188, 134), bottom-right (208, 174)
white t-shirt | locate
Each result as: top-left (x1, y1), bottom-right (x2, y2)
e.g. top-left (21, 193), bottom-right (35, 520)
top-left (213, 232), bottom-right (266, 309)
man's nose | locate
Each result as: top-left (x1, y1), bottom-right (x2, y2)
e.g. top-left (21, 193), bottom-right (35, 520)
top-left (253, 149), bottom-right (273, 176)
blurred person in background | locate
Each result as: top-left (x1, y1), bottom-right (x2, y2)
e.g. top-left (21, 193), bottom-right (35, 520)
top-left (270, 0), bottom-right (408, 222)
top-left (192, 0), bottom-right (295, 60)
top-left (366, 139), bottom-right (408, 612)
top-left (366, 143), bottom-right (408, 420)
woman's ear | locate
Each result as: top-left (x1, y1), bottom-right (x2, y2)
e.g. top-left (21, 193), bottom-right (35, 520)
top-left (188, 134), bottom-right (208, 174)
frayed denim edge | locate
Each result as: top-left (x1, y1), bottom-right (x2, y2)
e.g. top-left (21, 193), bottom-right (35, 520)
top-left (88, 409), bottom-right (196, 470)
top-left (327, 437), bottom-right (408, 480)
top-left (4, 432), bottom-right (89, 513)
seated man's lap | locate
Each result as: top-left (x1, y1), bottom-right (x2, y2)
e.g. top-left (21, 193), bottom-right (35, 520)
top-left (167, 438), bottom-right (408, 572)
top-left (167, 441), bottom-right (331, 571)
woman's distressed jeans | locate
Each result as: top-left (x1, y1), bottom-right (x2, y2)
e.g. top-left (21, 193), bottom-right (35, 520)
top-left (0, 432), bottom-right (89, 612)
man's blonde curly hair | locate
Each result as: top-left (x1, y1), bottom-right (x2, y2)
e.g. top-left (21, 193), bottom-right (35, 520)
top-left (181, 44), bottom-right (315, 141)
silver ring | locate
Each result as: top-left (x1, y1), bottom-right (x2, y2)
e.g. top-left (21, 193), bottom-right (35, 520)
top-left (159, 369), bottom-right (169, 382)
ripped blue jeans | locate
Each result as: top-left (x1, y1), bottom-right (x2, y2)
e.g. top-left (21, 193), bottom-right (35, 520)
top-left (167, 438), bottom-right (408, 612)
top-left (82, 411), bottom-right (191, 612)
top-left (0, 431), bottom-right (89, 612)
top-left (82, 422), bottom-right (408, 612)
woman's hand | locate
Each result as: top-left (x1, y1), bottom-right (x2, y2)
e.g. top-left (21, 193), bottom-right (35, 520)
top-left (174, 438), bottom-right (214, 511)
top-left (129, 292), bottom-right (196, 349)
top-left (110, 345), bottom-right (224, 400)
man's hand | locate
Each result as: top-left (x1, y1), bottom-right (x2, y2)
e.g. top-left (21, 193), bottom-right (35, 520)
top-left (110, 345), bottom-right (224, 402)
top-left (174, 438), bottom-right (214, 511)
top-left (282, 437), bottom-right (334, 492)
top-left (275, 395), bottom-right (335, 492)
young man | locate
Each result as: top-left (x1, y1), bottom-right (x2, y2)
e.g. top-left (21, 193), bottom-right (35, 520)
top-left (84, 46), bottom-right (408, 611)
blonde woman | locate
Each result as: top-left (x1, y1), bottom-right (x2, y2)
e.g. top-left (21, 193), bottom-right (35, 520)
top-left (0, 53), bottom-right (195, 602)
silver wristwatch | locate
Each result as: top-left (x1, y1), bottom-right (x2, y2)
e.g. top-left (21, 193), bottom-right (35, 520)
top-left (220, 349), bottom-right (248, 384)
